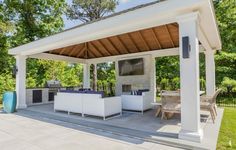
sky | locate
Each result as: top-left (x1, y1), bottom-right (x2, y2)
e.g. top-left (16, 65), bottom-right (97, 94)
top-left (64, 0), bottom-right (155, 29)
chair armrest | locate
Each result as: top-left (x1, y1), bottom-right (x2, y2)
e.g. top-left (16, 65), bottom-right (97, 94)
top-left (200, 95), bottom-right (212, 102)
top-left (102, 96), bottom-right (122, 116)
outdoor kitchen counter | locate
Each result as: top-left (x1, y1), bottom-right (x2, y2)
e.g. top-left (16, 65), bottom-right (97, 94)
top-left (26, 88), bottom-right (52, 106)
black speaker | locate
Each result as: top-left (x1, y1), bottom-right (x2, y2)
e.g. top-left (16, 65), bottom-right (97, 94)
top-left (12, 65), bottom-right (18, 78)
top-left (182, 36), bottom-right (190, 59)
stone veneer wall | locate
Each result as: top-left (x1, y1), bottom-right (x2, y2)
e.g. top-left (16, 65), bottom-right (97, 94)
top-left (115, 54), bottom-right (156, 102)
top-left (26, 88), bottom-right (50, 106)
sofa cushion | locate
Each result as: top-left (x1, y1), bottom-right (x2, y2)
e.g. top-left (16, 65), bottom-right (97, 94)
top-left (59, 90), bottom-right (77, 93)
top-left (137, 89), bottom-right (150, 95)
top-left (84, 91), bottom-right (105, 98)
top-left (59, 90), bottom-right (104, 98)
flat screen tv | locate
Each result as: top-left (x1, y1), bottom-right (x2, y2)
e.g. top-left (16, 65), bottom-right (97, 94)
top-left (118, 58), bottom-right (144, 76)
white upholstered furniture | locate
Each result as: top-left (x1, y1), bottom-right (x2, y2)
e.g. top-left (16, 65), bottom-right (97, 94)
top-left (54, 92), bottom-right (83, 114)
top-left (121, 91), bottom-right (153, 113)
top-left (54, 92), bottom-right (122, 120)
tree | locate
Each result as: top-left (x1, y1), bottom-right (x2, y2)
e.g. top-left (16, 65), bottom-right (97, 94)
top-left (0, 1), bottom-right (15, 74)
top-left (214, 0), bottom-right (236, 53)
top-left (4, 0), bottom-right (66, 45)
top-left (213, 0), bottom-right (236, 88)
top-left (67, 0), bottom-right (119, 90)
top-left (67, 0), bottom-right (118, 23)
top-left (3, 0), bottom-right (68, 87)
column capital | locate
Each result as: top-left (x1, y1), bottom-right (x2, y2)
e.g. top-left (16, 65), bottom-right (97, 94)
top-left (177, 12), bottom-right (200, 24)
top-left (14, 55), bottom-right (27, 60)
top-left (204, 49), bottom-right (216, 55)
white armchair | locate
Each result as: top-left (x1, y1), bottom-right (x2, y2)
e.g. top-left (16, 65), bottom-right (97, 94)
top-left (83, 94), bottom-right (122, 120)
top-left (54, 92), bottom-right (83, 114)
top-left (121, 91), bottom-right (153, 113)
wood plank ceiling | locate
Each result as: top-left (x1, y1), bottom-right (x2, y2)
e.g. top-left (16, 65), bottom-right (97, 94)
top-left (47, 23), bottom-right (179, 59)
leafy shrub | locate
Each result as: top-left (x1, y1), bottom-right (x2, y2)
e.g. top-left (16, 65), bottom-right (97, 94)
top-left (170, 77), bottom-right (180, 90)
top-left (221, 77), bottom-right (236, 96)
top-left (0, 73), bottom-right (15, 103)
top-left (200, 77), bottom-right (206, 91)
top-left (160, 78), bottom-right (169, 90)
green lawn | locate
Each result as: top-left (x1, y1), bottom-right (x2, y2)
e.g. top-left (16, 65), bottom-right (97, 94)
top-left (217, 107), bottom-right (236, 150)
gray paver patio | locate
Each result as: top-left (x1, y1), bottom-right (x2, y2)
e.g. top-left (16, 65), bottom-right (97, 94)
top-left (0, 105), bottom-right (223, 150)
top-left (0, 111), bottom-right (182, 150)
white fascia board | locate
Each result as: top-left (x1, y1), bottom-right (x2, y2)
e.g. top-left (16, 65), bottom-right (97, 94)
top-left (198, 25), bottom-right (212, 51)
top-left (29, 53), bottom-right (86, 64)
top-left (198, 0), bottom-right (222, 50)
top-left (9, 0), bottom-right (206, 56)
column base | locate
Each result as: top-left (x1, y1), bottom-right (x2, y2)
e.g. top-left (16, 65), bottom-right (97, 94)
top-left (17, 104), bottom-right (27, 109)
top-left (179, 129), bottom-right (203, 143)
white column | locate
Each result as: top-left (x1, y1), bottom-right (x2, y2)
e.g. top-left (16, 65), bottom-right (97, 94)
top-left (177, 13), bottom-right (203, 142)
top-left (15, 55), bottom-right (27, 109)
top-left (205, 50), bottom-right (216, 96)
top-left (83, 64), bottom-right (90, 88)
top-left (93, 64), bottom-right (97, 91)
top-left (150, 56), bottom-right (156, 102)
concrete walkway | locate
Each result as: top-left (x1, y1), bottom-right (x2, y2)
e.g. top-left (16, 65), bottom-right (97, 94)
top-left (0, 111), bottom-right (182, 150)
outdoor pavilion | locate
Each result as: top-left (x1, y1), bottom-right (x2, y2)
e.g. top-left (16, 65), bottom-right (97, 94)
top-left (9, 0), bottom-right (221, 143)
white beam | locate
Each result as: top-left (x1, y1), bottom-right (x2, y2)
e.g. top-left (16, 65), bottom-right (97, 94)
top-left (177, 12), bottom-right (203, 142)
top-left (150, 56), bottom-right (156, 103)
top-left (86, 47), bottom-right (205, 64)
top-left (83, 64), bottom-right (91, 88)
top-left (9, 0), bottom-right (211, 56)
top-left (91, 63), bottom-right (98, 91)
top-left (29, 53), bottom-right (86, 64)
top-left (15, 55), bottom-right (27, 109)
top-left (205, 50), bottom-right (216, 96)
top-left (87, 48), bottom-right (179, 64)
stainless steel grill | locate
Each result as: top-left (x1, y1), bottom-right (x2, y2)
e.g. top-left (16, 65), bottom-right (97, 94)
top-left (45, 80), bottom-right (61, 101)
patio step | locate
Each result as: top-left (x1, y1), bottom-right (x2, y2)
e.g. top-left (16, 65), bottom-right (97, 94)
top-left (16, 109), bottom-right (208, 150)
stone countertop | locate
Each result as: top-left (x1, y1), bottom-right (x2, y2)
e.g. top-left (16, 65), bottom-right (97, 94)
top-left (26, 88), bottom-right (49, 90)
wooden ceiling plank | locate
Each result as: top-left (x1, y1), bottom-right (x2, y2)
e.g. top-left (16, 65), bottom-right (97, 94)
top-left (170, 23), bottom-right (178, 28)
top-left (76, 45), bottom-right (86, 58)
top-left (69, 45), bottom-right (81, 56)
top-left (85, 43), bottom-right (88, 59)
top-left (96, 40), bottom-right (112, 55)
top-left (59, 47), bottom-right (68, 55)
top-left (87, 45), bottom-right (96, 58)
top-left (89, 42), bottom-right (104, 57)
top-left (106, 38), bottom-right (121, 55)
top-left (138, 31), bottom-right (151, 51)
top-left (165, 25), bottom-right (175, 47)
top-left (151, 28), bottom-right (162, 49)
top-left (127, 33), bottom-right (140, 52)
top-left (117, 36), bottom-right (131, 53)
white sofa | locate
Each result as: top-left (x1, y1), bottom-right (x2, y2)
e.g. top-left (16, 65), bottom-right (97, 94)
top-left (54, 92), bottom-right (83, 114)
top-left (121, 91), bottom-right (153, 113)
top-left (54, 92), bottom-right (122, 120)
top-left (82, 94), bottom-right (122, 120)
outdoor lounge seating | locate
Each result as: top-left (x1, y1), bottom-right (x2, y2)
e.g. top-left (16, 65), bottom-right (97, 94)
top-left (160, 91), bottom-right (181, 120)
top-left (54, 91), bottom-right (122, 120)
top-left (200, 89), bottom-right (221, 123)
top-left (121, 90), bottom-right (153, 113)
top-left (160, 89), bottom-right (221, 122)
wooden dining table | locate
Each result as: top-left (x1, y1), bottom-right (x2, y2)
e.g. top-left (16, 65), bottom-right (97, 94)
top-left (160, 91), bottom-right (205, 96)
